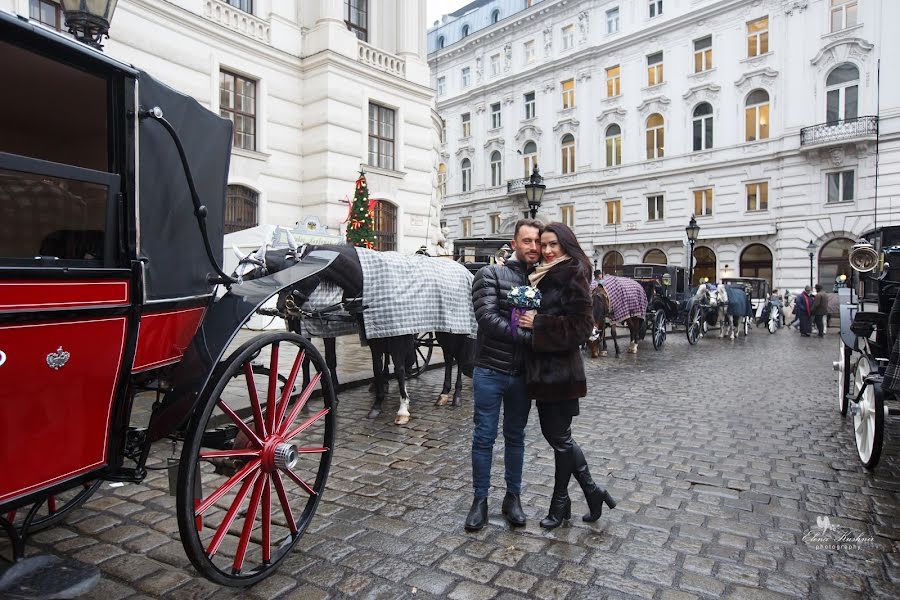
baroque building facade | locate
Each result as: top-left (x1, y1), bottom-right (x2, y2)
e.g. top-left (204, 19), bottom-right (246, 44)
top-left (429, 0), bottom-right (898, 290)
top-left (4, 0), bottom-right (438, 253)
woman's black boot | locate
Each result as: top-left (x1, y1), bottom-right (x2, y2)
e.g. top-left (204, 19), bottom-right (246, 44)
top-left (539, 495), bottom-right (571, 529)
top-left (572, 444), bottom-right (617, 522)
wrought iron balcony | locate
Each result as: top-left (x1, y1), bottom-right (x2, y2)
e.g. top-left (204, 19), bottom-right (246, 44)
top-left (800, 116), bottom-right (878, 147)
top-left (507, 178), bottom-right (527, 194)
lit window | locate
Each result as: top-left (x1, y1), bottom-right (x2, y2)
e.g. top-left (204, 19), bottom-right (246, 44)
top-left (490, 103), bottom-right (501, 129)
top-left (694, 188), bottom-right (713, 216)
top-left (605, 124), bottom-right (622, 167)
top-left (461, 112), bottom-right (471, 137)
top-left (561, 134), bottom-right (575, 174)
top-left (490, 152), bottom-right (503, 187)
top-left (647, 52), bottom-right (664, 86)
top-left (606, 200), bottom-right (621, 225)
top-left (692, 103), bottom-right (713, 151)
top-left (746, 181), bottom-right (769, 211)
top-left (561, 79), bottom-right (575, 109)
top-left (827, 170), bottom-right (854, 203)
top-left (522, 141), bottom-right (538, 177)
top-left (606, 65), bottom-right (621, 97)
top-left (461, 158), bottom-right (472, 192)
top-left (747, 16), bottom-right (769, 57)
top-left (562, 25), bottom-right (574, 50)
top-left (646, 113), bottom-right (664, 159)
top-left (438, 163), bottom-right (447, 197)
top-left (647, 195), bottom-right (664, 221)
top-left (461, 217), bottom-right (472, 237)
top-left (561, 205), bottom-right (575, 227)
top-left (694, 36), bottom-right (712, 73)
top-left (524, 92), bottom-right (536, 119)
top-left (490, 213), bottom-right (501, 233)
top-left (607, 7), bottom-right (620, 33)
top-left (745, 89), bottom-right (770, 142)
top-left (831, 0), bottom-right (857, 32)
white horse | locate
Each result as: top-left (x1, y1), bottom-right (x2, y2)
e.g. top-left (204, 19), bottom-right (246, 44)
top-left (713, 284), bottom-right (744, 340)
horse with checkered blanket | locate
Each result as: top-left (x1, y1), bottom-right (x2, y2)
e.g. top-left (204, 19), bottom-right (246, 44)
top-left (590, 275), bottom-right (648, 356)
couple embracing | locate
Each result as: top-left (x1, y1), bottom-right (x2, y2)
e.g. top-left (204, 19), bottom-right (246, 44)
top-left (465, 219), bottom-right (616, 531)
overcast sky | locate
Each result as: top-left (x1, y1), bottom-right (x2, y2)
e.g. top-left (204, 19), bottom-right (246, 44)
top-left (426, 0), bottom-right (473, 28)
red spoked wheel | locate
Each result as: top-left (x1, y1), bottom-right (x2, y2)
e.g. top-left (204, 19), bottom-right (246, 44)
top-left (176, 332), bottom-right (336, 586)
top-left (5, 481), bottom-right (101, 534)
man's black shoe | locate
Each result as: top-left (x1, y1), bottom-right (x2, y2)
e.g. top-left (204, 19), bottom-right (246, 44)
top-left (464, 497), bottom-right (488, 531)
top-left (501, 492), bottom-right (526, 526)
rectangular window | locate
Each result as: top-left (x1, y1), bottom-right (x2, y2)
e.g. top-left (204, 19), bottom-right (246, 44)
top-left (227, 0), bottom-right (253, 13)
top-left (561, 140), bottom-right (575, 174)
top-left (344, 0), bottom-right (367, 41)
top-left (367, 103), bottom-right (395, 170)
top-left (29, 0), bottom-right (62, 30)
top-left (490, 214), bottom-right (501, 233)
top-left (220, 70), bottom-right (257, 151)
top-left (490, 155), bottom-right (502, 187)
top-left (461, 161), bottom-right (472, 192)
top-left (461, 217), bottom-right (472, 237)
top-left (462, 67), bottom-right (471, 88)
top-left (561, 205), bottom-right (575, 227)
top-left (746, 182), bottom-right (769, 211)
top-left (561, 79), bottom-right (575, 109)
top-left (490, 54), bottom-right (501, 77)
top-left (649, 0), bottom-right (663, 18)
top-left (747, 16), bottom-right (769, 57)
top-left (524, 92), bottom-right (536, 119)
top-left (606, 130), bottom-right (622, 167)
top-left (745, 101), bottom-right (770, 141)
top-left (607, 7), bottom-right (620, 33)
top-left (524, 40), bottom-right (535, 63)
top-left (827, 170), bottom-right (855, 203)
top-left (606, 65), bottom-right (621, 97)
top-left (694, 189), bottom-right (713, 216)
top-left (647, 52), bottom-right (664, 86)
top-left (373, 200), bottom-right (397, 251)
top-left (694, 36), bottom-right (712, 73)
top-left (831, 0), bottom-right (858, 32)
top-left (490, 103), bottom-right (502, 129)
top-left (562, 25), bottom-right (575, 50)
top-left (436, 76), bottom-right (446, 97)
top-left (606, 200), bottom-right (621, 225)
top-left (461, 112), bottom-right (471, 138)
top-left (647, 194), bottom-right (664, 221)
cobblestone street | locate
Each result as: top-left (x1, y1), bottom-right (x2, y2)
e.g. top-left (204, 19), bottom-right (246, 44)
top-left (8, 327), bottom-right (900, 600)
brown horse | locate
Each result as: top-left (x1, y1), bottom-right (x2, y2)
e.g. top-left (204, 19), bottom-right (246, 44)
top-left (589, 284), bottom-right (644, 357)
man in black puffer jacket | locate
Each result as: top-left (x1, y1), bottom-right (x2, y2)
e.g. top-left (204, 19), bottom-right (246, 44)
top-left (465, 219), bottom-right (542, 531)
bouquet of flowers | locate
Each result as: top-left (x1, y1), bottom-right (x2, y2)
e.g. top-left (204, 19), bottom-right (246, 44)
top-left (507, 285), bottom-right (541, 337)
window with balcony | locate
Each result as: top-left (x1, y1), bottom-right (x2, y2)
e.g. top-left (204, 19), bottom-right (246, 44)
top-left (436, 76), bottom-right (446, 97)
top-left (606, 65), bottom-right (621, 97)
top-left (373, 200), bottom-right (397, 251)
top-left (227, 0), bottom-right (253, 13)
top-left (827, 170), bottom-right (854, 203)
top-left (693, 103), bottom-right (713, 151)
top-left (826, 64), bottom-right (859, 122)
top-left (747, 16), bottom-right (769, 57)
top-left (490, 54), bottom-right (501, 77)
top-left (561, 205), bottom-right (575, 227)
top-left (646, 113), bottom-right (665, 159)
top-left (605, 124), bottom-right (622, 167)
top-left (562, 25), bottom-right (574, 50)
top-left (561, 79), bottom-right (575, 109)
top-left (461, 217), bottom-right (472, 237)
top-left (607, 7), bottom-right (620, 33)
top-left (225, 185), bottom-right (258, 233)
top-left (524, 40), bottom-right (535, 63)
top-left (831, 0), bottom-right (858, 32)
top-left (606, 200), bottom-right (621, 225)
top-left (220, 70), bottom-right (257, 151)
top-left (745, 89), bottom-right (770, 142)
top-left (344, 0), bottom-right (367, 41)
top-left (647, 52), bottom-right (664, 86)
top-left (522, 140), bottom-right (538, 176)
top-left (368, 103), bottom-right (395, 170)
top-left (649, 0), bottom-right (663, 18)
top-left (524, 92), bottom-right (536, 119)
top-left (461, 112), bottom-right (471, 137)
top-left (29, 0), bottom-right (61, 30)
top-left (490, 213), bottom-right (501, 233)
top-left (746, 181), bottom-right (768, 211)
top-left (461, 67), bottom-right (471, 88)
top-left (490, 152), bottom-right (503, 187)
top-left (694, 36), bottom-right (712, 73)
top-left (490, 103), bottom-right (502, 129)
top-left (647, 194), bottom-right (664, 221)
top-left (461, 158), bottom-right (472, 192)
top-left (561, 134), bottom-right (575, 174)
top-left (694, 188), bottom-right (713, 216)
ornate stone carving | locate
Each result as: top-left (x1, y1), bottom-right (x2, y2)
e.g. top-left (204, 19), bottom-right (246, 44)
top-left (552, 117), bottom-right (580, 136)
top-left (690, 152), bottom-right (713, 163)
top-left (829, 147), bottom-right (845, 166)
top-left (543, 80), bottom-right (555, 94)
top-left (483, 137), bottom-right (506, 150)
top-left (474, 103), bottom-right (486, 114)
top-left (642, 160), bottom-right (663, 171)
top-left (637, 95), bottom-right (671, 118)
top-left (782, 0), bottom-right (809, 15)
top-left (455, 145), bottom-right (474, 159)
top-left (578, 11), bottom-right (589, 42)
top-left (475, 56), bottom-right (483, 83)
top-left (577, 69), bottom-right (592, 83)
top-left (734, 67), bottom-right (779, 93)
top-left (810, 37), bottom-right (874, 68)
top-left (503, 94), bottom-right (515, 106)
top-left (515, 124), bottom-right (543, 144)
top-left (682, 83), bottom-right (722, 105)
top-left (596, 107), bottom-right (627, 127)
top-left (543, 27), bottom-right (552, 55)
top-left (503, 43), bottom-right (512, 72)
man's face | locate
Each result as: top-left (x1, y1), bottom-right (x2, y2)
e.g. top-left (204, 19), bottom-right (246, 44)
top-left (511, 226), bottom-right (541, 265)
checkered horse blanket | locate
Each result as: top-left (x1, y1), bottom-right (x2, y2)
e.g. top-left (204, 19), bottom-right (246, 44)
top-left (299, 281), bottom-right (359, 338)
top-left (598, 276), bottom-right (647, 322)
top-left (356, 248), bottom-right (477, 339)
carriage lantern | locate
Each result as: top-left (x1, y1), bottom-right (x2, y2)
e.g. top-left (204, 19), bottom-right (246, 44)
top-left (524, 166), bottom-right (546, 219)
top-left (60, 0), bottom-right (118, 49)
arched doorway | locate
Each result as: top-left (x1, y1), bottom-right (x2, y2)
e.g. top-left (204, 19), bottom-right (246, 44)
top-left (819, 238), bottom-right (854, 290)
top-left (644, 248), bottom-right (667, 264)
top-left (602, 250), bottom-right (624, 275)
top-left (740, 244), bottom-right (773, 286)
top-left (692, 246), bottom-right (716, 285)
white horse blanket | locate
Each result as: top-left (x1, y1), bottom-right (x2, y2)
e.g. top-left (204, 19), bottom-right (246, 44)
top-left (356, 248), bottom-right (477, 339)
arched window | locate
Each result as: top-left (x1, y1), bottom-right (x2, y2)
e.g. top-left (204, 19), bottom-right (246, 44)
top-left (491, 9), bottom-right (501, 23)
top-left (692, 103), bottom-right (713, 151)
top-left (225, 185), bottom-right (258, 234)
top-left (437, 36), bottom-right (445, 49)
top-left (437, 163), bottom-right (447, 197)
top-left (605, 124), bottom-right (622, 167)
top-left (693, 246), bottom-right (716, 285)
top-left (745, 89), bottom-right (770, 142)
top-left (461, 158), bottom-right (472, 192)
top-left (602, 250), bottom-right (624, 275)
top-left (461, 24), bottom-right (469, 37)
top-left (646, 113), bottom-right (664, 159)
top-left (740, 244), bottom-right (773, 286)
top-left (561, 134), bottom-right (575, 174)
top-left (490, 151), bottom-right (503, 187)
top-left (826, 63), bottom-right (859, 122)
top-left (522, 140), bottom-right (538, 177)
top-left (644, 249), bottom-right (667, 264)
top-left (819, 237), bottom-right (854, 288)
top-left (373, 200), bottom-right (397, 252)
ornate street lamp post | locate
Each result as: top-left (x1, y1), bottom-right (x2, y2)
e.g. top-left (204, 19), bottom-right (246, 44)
top-left (60, 0), bottom-right (119, 50)
top-left (685, 215), bottom-right (701, 287)
top-left (523, 166), bottom-right (545, 219)
top-left (806, 239), bottom-right (818, 289)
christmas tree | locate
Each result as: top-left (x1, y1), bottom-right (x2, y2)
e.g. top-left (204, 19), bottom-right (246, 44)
top-left (345, 170), bottom-right (377, 249)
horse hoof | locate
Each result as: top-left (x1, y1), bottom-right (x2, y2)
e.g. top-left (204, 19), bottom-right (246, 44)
top-left (435, 394), bottom-right (451, 406)
top-left (451, 396), bottom-right (462, 407)
top-left (599, 351), bottom-right (608, 357)
top-left (394, 414), bottom-right (410, 425)
top-left (367, 408), bottom-right (381, 419)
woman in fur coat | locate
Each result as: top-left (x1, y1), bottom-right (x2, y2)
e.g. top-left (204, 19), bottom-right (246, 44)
top-left (518, 222), bottom-right (617, 528)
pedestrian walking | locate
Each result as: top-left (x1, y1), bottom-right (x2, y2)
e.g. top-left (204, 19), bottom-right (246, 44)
top-left (465, 219), bottom-right (543, 532)
top-left (812, 284), bottom-right (829, 337)
top-left (796, 286), bottom-right (814, 337)
top-left (518, 223), bottom-right (616, 529)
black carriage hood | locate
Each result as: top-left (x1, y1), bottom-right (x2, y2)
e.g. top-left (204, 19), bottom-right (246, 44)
top-left (138, 71), bottom-right (232, 301)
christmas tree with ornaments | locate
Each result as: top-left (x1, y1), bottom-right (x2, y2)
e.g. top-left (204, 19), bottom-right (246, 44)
top-left (345, 170), bottom-right (376, 250)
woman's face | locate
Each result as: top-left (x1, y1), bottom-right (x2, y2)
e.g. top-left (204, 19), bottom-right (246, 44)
top-left (541, 232), bottom-right (567, 263)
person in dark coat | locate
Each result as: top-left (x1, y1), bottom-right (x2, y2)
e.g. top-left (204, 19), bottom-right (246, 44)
top-left (796, 285), bottom-right (814, 337)
top-left (518, 223), bottom-right (617, 529)
top-left (812, 284), bottom-right (829, 337)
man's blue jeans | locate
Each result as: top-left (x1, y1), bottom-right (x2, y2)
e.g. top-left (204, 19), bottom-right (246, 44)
top-left (471, 367), bottom-right (531, 498)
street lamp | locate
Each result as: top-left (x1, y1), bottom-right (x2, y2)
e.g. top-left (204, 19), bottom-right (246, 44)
top-left (806, 239), bottom-right (817, 288)
top-left (523, 166), bottom-right (545, 219)
top-left (60, 0), bottom-right (119, 50)
top-left (685, 215), bottom-right (701, 286)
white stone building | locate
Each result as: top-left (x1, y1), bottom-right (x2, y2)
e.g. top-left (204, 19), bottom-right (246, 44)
top-left (429, 0), bottom-right (899, 290)
top-left (3, 0), bottom-right (438, 253)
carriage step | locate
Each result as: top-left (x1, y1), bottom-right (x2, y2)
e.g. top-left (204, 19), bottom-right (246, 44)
top-left (0, 555), bottom-right (99, 599)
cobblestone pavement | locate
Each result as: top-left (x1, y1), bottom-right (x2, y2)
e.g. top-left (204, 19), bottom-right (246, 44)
top-left (6, 327), bottom-right (900, 599)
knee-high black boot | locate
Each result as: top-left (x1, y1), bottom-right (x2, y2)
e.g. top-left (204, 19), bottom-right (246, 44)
top-left (540, 443), bottom-right (573, 529)
top-left (572, 443), bottom-right (617, 522)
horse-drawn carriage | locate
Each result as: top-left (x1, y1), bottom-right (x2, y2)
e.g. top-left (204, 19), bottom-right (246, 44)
top-left (722, 276), bottom-right (776, 333)
top-left (1, 14), bottom-right (340, 593)
top-left (834, 226), bottom-right (900, 469)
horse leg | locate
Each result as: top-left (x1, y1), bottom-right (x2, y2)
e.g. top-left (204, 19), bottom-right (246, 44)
top-left (436, 357), bottom-right (453, 406)
top-left (452, 364), bottom-right (464, 406)
top-left (368, 341), bottom-right (385, 419)
top-left (392, 336), bottom-right (414, 425)
top-left (324, 337), bottom-right (339, 388)
top-left (628, 319), bottom-right (639, 354)
top-left (610, 321), bottom-right (621, 356)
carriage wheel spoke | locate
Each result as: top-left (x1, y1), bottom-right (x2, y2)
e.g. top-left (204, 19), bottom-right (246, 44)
top-left (206, 469), bottom-right (261, 558)
top-left (283, 467), bottom-right (317, 497)
top-left (284, 408), bottom-right (330, 442)
top-left (217, 401), bottom-right (264, 448)
top-left (261, 477), bottom-right (272, 564)
top-left (271, 471), bottom-right (298, 535)
top-left (243, 363), bottom-right (267, 438)
top-left (200, 449), bottom-right (261, 460)
top-left (277, 373), bottom-right (321, 436)
top-left (195, 459), bottom-right (260, 517)
top-left (266, 343), bottom-right (280, 435)
top-left (233, 474), bottom-right (265, 573)
top-left (297, 447), bottom-right (329, 454)
top-left (275, 351), bottom-right (306, 430)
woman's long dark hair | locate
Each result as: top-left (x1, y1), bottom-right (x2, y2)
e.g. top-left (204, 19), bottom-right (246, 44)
top-left (542, 222), bottom-right (592, 283)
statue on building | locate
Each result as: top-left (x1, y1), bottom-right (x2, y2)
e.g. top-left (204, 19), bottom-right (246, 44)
top-left (543, 27), bottom-right (552, 55)
top-left (503, 43), bottom-right (512, 71)
top-left (475, 56), bottom-right (483, 83)
top-left (578, 11), bottom-right (589, 42)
